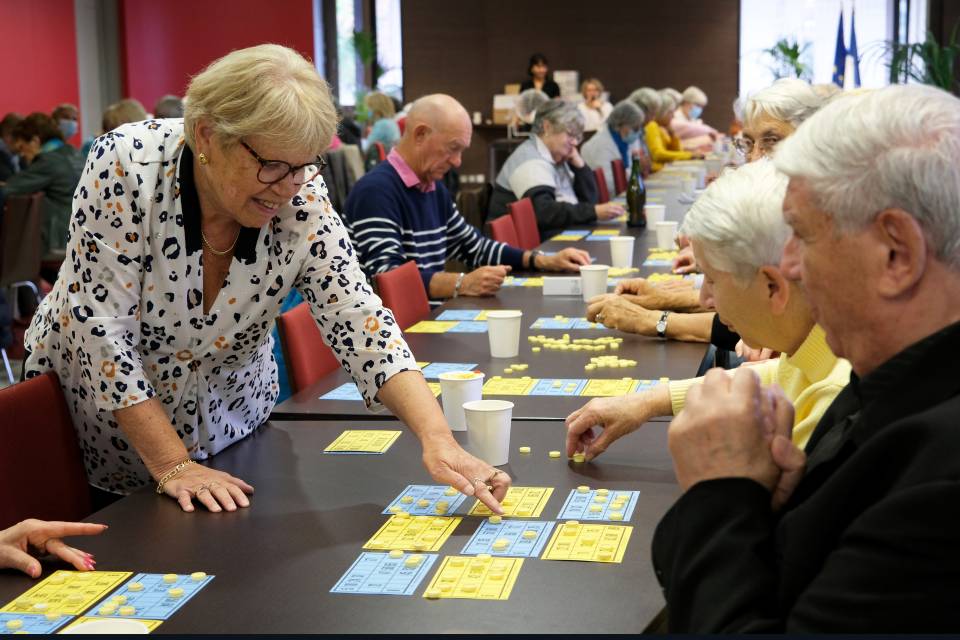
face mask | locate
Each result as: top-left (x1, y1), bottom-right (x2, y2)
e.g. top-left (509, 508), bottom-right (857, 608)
top-left (59, 119), bottom-right (78, 139)
top-left (689, 105), bottom-right (703, 120)
top-left (622, 130), bottom-right (640, 144)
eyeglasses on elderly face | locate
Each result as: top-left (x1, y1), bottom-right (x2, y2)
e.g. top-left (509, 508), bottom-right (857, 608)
top-left (733, 135), bottom-right (783, 157)
top-left (240, 140), bottom-right (326, 186)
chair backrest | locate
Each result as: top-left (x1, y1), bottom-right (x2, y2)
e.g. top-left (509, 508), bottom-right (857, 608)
top-left (0, 193), bottom-right (44, 287)
top-left (0, 372), bottom-right (91, 529)
top-left (276, 302), bottom-right (341, 395)
top-left (489, 215), bottom-right (520, 246)
top-left (374, 261), bottom-right (431, 330)
top-left (507, 198), bottom-right (541, 250)
top-left (593, 167), bottom-right (610, 204)
top-left (611, 159), bottom-right (627, 195)
top-left (374, 141), bottom-right (387, 162)
top-left (396, 117), bottom-right (406, 135)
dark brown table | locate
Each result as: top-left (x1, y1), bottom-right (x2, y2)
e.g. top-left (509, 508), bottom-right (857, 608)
top-left (0, 419), bottom-right (679, 634)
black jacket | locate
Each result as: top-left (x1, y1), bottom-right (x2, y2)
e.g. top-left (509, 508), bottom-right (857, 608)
top-left (652, 319), bottom-right (960, 632)
top-left (520, 79), bottom-right (560, 98)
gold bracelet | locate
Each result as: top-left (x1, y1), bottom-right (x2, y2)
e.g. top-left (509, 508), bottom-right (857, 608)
top-left (155, 459), bottom-right (195, 494)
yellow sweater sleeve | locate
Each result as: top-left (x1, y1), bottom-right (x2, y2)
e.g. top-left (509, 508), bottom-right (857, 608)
top-left (645, 122), bottom-right (692, 164)
top-left (668, 360), bottom-right (780, 416)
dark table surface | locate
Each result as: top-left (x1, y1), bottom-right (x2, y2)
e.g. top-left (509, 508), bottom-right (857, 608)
top-left (0, 419), bottom-right (679, 634)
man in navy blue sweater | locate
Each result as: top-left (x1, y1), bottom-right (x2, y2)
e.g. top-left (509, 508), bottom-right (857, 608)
top-left (344, 94), bottom-right (589, 300)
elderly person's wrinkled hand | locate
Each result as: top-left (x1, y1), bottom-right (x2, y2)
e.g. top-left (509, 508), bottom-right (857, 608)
top-left (163, 465), bottom-right (254, 513)
top-left (565, 396), bottom-right (648, 461)
top-left (672, 245), bottom-right (698, 274)
top-left (667, 368), bottom-right (794, 493)
top-left (421, 437), bottom-right (511, 515)
top-left (614, 277), bottom-right (701, 312)
top-left (0, 520), bottom-right (107, 578)
top-left (538, 247), bottom-right (591, 272)
top-left (461, 266), bottom-right (511, 296)
top-left (595, 202), bottom-right (625, 221)
top-left (586, 295), bottom-right (659, 335)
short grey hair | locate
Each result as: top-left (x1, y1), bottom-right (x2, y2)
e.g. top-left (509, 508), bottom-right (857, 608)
top-left (657, 89), bottom-right (679, 118)
top-left (532, 99), bottom-right (585, 139)
top-left (154, 95), bottom-right (184, 118)
top-left (606, 100), bottom-right (644, 131)
top-left (661, 87), bottom-right (683, 105)
top-left (515, 88), bottom-right (550, 122)
top-left (742, 78), bottom-right (825, 129)
top-left (628, 88), bottom-right (661, 117)
top-left (681, 159), bottom-right (790, 286)
top-left (682, 86), bottom-right (708, 105)
top-left (775, 84), bottom-right (960, 268)
top-left (184, 43), bottom-right (337, 154)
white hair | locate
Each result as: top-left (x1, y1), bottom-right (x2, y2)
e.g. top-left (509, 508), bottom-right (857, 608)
top-left (660, 87), bottom-right (683, 105)
top-left (681, 159), bottom-right (791, 285)
top-left (607, 100), bottom-right (644, 130)
top-left (657, 89), bottom-right (679, 118)
top-left (775, 84), bottom-right (960, 268)
top-left (742, 78), bottom-right (825, 128)
top-left (682, 86), bottom-right (708, 105)
top-left (515, 88), bottom-right (549, 122)
top-left (532, 99), bottom-right (585, 139)
top-left (628, 88), bottom-right (661, 117)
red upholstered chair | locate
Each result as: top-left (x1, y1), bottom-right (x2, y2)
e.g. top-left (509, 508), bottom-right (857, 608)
top-left (396, 117), bottom-right (406, 135)
top-left (507, 198), bottom-right (541, 250)
top-left (374, 142), bottom-right (387, 162)
top-left (276, 302), bottom-right (342, 395)
top-left (611, 158), bottom-right (627, 195)
top-left (593, 167), bottom-right (610, 204)
top-left (489, 215), bottom-right (520, 246)
top-left (374, 261), bottom-right (431, 330)
top-left (0, 372), bottom-right (92, 529)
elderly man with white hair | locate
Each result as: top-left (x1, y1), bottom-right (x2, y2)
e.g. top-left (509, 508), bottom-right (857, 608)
top-left (580, 100), bottom-right (645, 196)
top-left (671, 86), bottom-right (718, 152)
top-left (651, 84), bottom-right (960, 632)
top-left (566, 159), bottom-right (849, 461)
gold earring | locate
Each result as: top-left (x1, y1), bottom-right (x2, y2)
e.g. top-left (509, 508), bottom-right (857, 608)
top-left (198, 152), bottom-right (208, 165)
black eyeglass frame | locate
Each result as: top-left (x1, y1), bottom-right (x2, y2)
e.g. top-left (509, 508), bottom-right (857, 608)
top-left (240, 140), bottom-right (326, 185)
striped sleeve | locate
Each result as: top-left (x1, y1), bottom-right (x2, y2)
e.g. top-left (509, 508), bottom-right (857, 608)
top-left (346, 213), bottom-right (408, 279)
top-left (445, 202), bottom-right (525, 269)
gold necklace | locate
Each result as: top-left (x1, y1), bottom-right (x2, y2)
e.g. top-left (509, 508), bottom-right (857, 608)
top-left (200, 228), bottom-right (240, 256)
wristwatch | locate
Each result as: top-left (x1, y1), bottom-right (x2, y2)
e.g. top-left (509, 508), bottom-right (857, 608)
top-left (656, 311), bottom-right (670, 338)
top-left (453, 272), bottom-right (466, 298)
top-left (528, 250), bottom-right (544, 272)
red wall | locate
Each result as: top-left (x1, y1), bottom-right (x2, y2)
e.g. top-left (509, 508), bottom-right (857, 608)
top-left (0, 0), bottom-right (81, 140)
top-left (120, 0), bottom-right (316, 112)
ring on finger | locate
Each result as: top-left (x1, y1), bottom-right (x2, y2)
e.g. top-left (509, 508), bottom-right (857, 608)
top-left (194, 484), bottom-right (209, 496)
top-left (484, 470), bottom-right (503, 483)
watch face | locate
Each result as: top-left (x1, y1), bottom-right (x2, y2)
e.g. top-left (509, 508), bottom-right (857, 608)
top-left (656, 320), bottom-right (667, 332)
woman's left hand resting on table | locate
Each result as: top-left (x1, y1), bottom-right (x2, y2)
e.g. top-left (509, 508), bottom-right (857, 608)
top-left (0, 520), bottom-right (107, 577)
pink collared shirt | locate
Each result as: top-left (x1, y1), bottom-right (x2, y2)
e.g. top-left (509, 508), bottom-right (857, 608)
top-left (387, 148), bottom-right (436, 193)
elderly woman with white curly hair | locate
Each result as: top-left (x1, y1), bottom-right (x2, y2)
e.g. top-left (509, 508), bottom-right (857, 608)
top-left (566, 160), bottom-right (850, 461)
top-left (24, 44), bottom-right (512, 515)
top-left (488, 99), bottom-right (624, 237)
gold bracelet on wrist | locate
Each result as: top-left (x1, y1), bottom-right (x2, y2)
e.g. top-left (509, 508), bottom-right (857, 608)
top-left (155, 459), bottom-right (194, 494)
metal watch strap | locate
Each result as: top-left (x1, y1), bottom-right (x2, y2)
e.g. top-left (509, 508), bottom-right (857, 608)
top-left (656, 310), bottom-right (670, 338)
top-left (453, 272), bottom-right (466, 297)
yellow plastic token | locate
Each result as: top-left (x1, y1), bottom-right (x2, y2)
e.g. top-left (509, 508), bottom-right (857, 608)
top-left (168, 587), bottom-right (184, 598)
top-left (572, 453), bottom-right (586, 463)
top-left (488, 515), bottom-right (502, 524)
top-left (503, 368), bottom-right (513, 374)
top-left (548, 450), bottom-right (562, 458)
top-left (609, 512), bottom-right (624, 521)
top-left (98, 606), bottom-right (116, 616)
top-left (475, 554), bottom-right (492, 562)
top-left (596, 488), bottom-right (609, 496)
top-left (66, 594), bottom-right (84, 604)
top-left (589, 504), bottom-right (603, 513)
top-left (594, 495), bottom-right (607, 503)
top-left (405, 555), bottom-right (424, 568)
top-left (48, 575), bottom-right (65, 585)
top-left (522, 530), bottom-right (538, 540)
top-left (127, 582), bottom-right (144, 592)
top-left (492, 538), bottom-right (510, 550)
top-left (417, 499), bottom-right (430, 508)
top-left (577, 485), bottom-right (590, 493)
top-left (461, 582), bottom-right (478, 593)
top-left (163, 574), bottom-right (178, 583)
top-left (400, 496), bottom-right (414, 504)
top-left (389, 549), bottom-right (404, 559)
top-left (32, 602), bottom-right (48, 611)
top-left (5, 620), bottom-right (23, 630)
top-left (598, 550), bottom-right (613, 560)
top-left (444, 487), bottom-right (458, 496)
top-left (395, 511), bottom-right (410, 518)
top-left (191, 572), bottom-right (207, 581)
top-left (44, 613), bottom-right (60, 621)
top-left (518, 446), bottom-right (531, 454)
top-left (119, 606), bottom-right (136, 616)
top-left (532, 347), bottom-right (541, 353)
top-left (388, 505), bottom-right (404, 514)
top-left (425, 588), bottom-right (441, 599)
top-left (110, 595), bottom-right (127, 605)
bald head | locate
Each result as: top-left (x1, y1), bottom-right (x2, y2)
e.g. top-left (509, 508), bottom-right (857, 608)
top-left (397, 94), bottom-right (472, 183)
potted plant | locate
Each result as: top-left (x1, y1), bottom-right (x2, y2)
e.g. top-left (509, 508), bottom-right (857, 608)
top-left (762, 38), bottom-right (813, 82)
top-left (881, 21), bottom-right (960, 93)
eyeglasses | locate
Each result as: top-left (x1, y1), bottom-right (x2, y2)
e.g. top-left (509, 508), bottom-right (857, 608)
top-left (733, 135), bottom-right (783, 157)
top-left (240, 140), bottom-right (326, 186)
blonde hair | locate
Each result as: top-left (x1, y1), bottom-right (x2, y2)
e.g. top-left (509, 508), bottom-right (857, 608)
top-left (184, 43), bottom-right (337, 154)
top-left (364, 91), bottom-right (396, 122)
top-left (102, 98), bottom-right (147, 133)
top-left (580, 78), bottom-right (604, 95)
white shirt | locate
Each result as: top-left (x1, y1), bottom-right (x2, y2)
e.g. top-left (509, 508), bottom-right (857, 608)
top-left (25, 119), bottom-right (417, 494)
top-left (577, 101), bottom-right (613, 132)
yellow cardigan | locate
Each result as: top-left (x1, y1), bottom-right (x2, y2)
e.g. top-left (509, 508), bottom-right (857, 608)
top-left (668, 324), bottom-right (851, 449)
top-left (645, 121), bottom-right (692, 171)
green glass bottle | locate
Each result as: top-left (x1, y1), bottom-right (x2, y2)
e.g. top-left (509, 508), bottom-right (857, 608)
top-left (626, 157), bottom-right (646, 228)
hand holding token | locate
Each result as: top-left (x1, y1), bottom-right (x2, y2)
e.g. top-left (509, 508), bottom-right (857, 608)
top-left (0, 519), bottom-right (107, 578)
top-left (421, 437), bottom-right (511, 515)
top-left (565, 396), bottom-right (649, 461)
top-left (537, 247), bottom-right (591, 273)
top-left (460, 266), bottom-right (511, 296)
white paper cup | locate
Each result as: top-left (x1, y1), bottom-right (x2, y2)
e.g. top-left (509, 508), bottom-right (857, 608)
top-left (608, 237), bottom-right (635, 269)
top-left (580, 264), bottom-right (610, 301)
top-left (486, 310), bottom-right (522, 358)
top-left (644, 203), bottom-right (666, 225)
top-left (463, 399), bottom-right (513, 466)
top-left (681, 176), bottom-right (696, 196)
top-left (655, 221), bottom-right (679, 250)
top-left (62, 619), bottom-right (151, 634)
top-left (439, 371), bottom-right (484, 431)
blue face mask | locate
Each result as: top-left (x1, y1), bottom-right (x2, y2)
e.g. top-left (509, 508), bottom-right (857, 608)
top-left (59, 119), bottom-right (78, 139)
top-left (689, 105), bottom-right (703, 120)
top-left (622, 129), bottom-right (640, 144)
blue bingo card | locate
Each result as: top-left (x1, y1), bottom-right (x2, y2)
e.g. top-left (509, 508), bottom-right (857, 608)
top-left (585, 234), bottom-right (614, 241)
top-left (331, 552), bottom-right (438, 596)
top-left (435, 310), bottom-right (482, 321)
top-left (320, 383), bottom-right (363, 401)
top-left (420, 363), bottom-right (479, 380)
top-left (571, 318), bottom-right (604, 329)
top-left (557, 489), bottom-right (640, 522)
top-left (558, 229), bottom-right (590, 237)
top-left (90, 573), bottom-right (215, 620)
top-left (529, 379), bottom-right (588, 396)
top-left (643, 258), bottom-right (673, 267)
top-left (530, 317), bottom-right (576, 330)
top-left (446, 321), bottom-right (488, 333)
top-left (0, 613), bottom-right (71, 635)
top-left (383, 485), bottom-right (468, 516)
top-left (461, 520), bottom-right (555, 557)
top-left (632, 379), bottom-right (663, 394)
